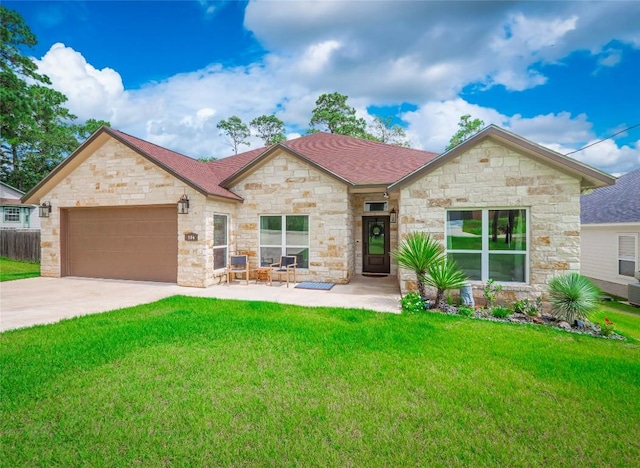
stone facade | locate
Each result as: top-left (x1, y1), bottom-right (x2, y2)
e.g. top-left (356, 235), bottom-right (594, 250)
top-left (229, 149), bottom-right (353, 283)
top-left (38, 138), bottom-right (215, 287)
top-left (398, 139), bottom-right (581, 303)
top-left (33, 132), bottom-right (591, 296)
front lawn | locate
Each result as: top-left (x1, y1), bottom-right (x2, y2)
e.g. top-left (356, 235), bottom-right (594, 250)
top-left (589, 300), bottom-right (640, 341)
top-left (0, 257), bottom-right (40, 282)
top-left (1, 297), bottom-right (639, 466)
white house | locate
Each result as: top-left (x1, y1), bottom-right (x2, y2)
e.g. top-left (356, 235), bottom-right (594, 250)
top-left (0, 181), bottom-right (40, 230)
top-left (580, 168), bottom-right (640, 298)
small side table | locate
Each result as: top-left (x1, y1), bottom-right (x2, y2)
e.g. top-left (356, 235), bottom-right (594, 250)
top-left (254, 267), bottom-right (272, 285)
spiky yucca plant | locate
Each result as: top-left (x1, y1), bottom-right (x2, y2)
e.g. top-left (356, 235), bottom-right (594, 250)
top-left (424, 257), bottom-right (468, 306)
top-left (547, 272), bottom-right (601, 323)
top-left (392, 232), bottom-right (444, 300)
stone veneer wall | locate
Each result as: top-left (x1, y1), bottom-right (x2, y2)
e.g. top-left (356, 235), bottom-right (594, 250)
top-left (230, 149), bottom-right (352, 283)
top-left (39, 138), bottom-right (215, 287)
top-left (398, 139), bottom-right (582, 303)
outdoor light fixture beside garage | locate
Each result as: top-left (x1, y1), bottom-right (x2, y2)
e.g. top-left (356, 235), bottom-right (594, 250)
top-left (178, 194), bottom-right (190, 214)
top-left (39, 202), bottom-right (51, 218)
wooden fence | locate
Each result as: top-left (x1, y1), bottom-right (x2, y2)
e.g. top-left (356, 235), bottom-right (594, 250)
top-left (0, 229), bottom-right (41, 263)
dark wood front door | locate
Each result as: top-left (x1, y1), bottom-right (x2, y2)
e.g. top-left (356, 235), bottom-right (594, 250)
top-left (362, 216), bottom-right (390, 274)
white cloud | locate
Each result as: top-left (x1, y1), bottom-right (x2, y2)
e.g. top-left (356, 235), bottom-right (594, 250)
top-left (34, 43), bottom-right (125, 122)
top-left (31, 2), bottom-right (640, 175)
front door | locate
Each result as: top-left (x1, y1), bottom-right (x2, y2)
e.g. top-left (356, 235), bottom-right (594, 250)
top-left (362, 216), bottom-right (390, 274)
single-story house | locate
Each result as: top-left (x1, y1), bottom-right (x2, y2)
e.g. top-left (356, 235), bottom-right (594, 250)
top-left (580, 167), bottom-right (640, 298)
top-left (1, 181), bottom-right (39, 230)
top-left (22, 125), bottom-right (614, 301)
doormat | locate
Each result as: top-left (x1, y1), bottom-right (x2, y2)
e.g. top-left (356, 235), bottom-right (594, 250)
top-left (362, 273), bottom-right (389, 277)
top-left (295, 282), bottom-right (335, 290)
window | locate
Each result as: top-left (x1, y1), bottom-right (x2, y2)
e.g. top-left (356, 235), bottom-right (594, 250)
top-left (618, 234), bottom-right (637, 277)
top-left (446, 209), bottom-right (528, 283)
top-left (3, 207), bottom-right (20, 223)
top-left (213, 215), bottom-right (228, 270)
top-left (364, 201), bottom-right (387, 212)
top-left (260, 215), bottom-right (309, 268)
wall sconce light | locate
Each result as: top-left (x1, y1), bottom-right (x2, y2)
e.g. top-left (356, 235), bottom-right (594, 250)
top-left (390, 207), bottom-right (397, 224)
top-left (383, 191), bottom-right (389, 199)
top-left (39, 201), bottom-right (51, 218)
top-left (177, 195), bottom-right (190, 214)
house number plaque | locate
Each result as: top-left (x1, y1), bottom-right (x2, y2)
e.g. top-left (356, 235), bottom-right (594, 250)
top-left (184, 232), bottom-right (198, 241)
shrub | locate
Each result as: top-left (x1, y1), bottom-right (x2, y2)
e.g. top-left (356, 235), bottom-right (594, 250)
top-left (513, 297), bottom-right (542, 316)
top-left (393, 232), bottom-right (444, 300)
top-left (548, 273), bottom-right (601, 323)
top-left (424, 257), bottom-right (468, 306)
top-left (400, 291), bottom-right (426, 314)
top-left (599, 317), bottom-right (615, 337)
top-left (492, 306), bottom-right (512, 318)
top-left (483, 279), bottom-right (502, 308)
top-left (458, 305), bottom-right (474, 317)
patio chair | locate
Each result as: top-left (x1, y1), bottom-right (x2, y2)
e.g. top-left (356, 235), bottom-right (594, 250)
top-left (271, 255), bottom-right (297, 287)
top-left (227, 254), bottom-right (249, 285)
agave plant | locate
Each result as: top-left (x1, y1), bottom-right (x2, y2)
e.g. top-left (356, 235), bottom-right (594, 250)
top-left (424, 257), bottom-right (468, 306)
top-left (392, 232), bottom-right (444, 300)
top-left (547, 272), bottom-right (601, 323)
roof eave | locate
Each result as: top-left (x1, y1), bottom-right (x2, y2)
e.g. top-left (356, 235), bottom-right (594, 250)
top-left (220, 143), bottom-right (353, 188)
top-left (389, 125), bottom-right (616, 191)
top-left (22, 126), bottom-right (243, 204)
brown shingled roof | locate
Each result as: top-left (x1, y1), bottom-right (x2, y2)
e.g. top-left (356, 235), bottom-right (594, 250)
top-left (213, 132), bottom-right (438, 186)
top-left (108, 128), bottom-right (242, 200)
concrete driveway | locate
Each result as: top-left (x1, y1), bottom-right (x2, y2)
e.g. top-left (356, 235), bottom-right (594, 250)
top-left (0, 275), bottom-right (401, 332)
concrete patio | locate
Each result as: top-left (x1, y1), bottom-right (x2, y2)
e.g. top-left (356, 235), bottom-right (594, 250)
top-left (0, 274), bottom-right (401, 332)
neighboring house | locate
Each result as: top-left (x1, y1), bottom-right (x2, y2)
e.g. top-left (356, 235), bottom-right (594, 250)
top-left (0, 181), bottom-right (39, 230)
top-left (580, 168), bottom-right (640, 298)
top-left (22, 125), bottom-right (614, 302)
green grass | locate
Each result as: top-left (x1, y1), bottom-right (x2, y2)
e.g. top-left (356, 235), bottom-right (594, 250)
top-left (589, 301), bottom-right (640, 341)
top-left (0, 257), bottom-right (40, 282)
top-left (1, 297), bottom-right (639, 466)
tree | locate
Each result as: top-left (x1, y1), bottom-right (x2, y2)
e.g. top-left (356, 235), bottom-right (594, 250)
top-left (0, 6), bottom-right (110, 192)
top-left (446, 114), bottom-right (485, 151)
top-left (217, 116), bottom-right (250, 155)
top-left (197, 156), bottom-right (218, 163)
top-left (369, 116), bottom-right (411, 147)
top-left (250, 115), bottom-right (286, 146)
top-left (392, 232), bottom-right (445, 301)
top-left (308, 92), bottom-right (369, 138)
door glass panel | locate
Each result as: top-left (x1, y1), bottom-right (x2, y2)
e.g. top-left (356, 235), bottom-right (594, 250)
top-left (368, 220), bottom-right (385, 255)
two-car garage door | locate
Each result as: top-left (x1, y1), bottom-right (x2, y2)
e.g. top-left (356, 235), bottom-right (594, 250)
top-left (64, 206), bottom-right (178, 283)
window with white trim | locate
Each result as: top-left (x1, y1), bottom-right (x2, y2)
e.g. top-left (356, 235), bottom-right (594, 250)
top-left (3, 207), bottom-right (20, 223)
top-left (446, 209), bottom-right (528, 283)
top-left (618, 234), bottom-right (637, 277)
top-left (260, 215), bottom-right (309, 268)
top-left (213, 214), bottom-right (228, 270)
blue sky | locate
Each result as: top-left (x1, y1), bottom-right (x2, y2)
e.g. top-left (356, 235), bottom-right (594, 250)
top-left (6, 0), bottom-right (640, 174)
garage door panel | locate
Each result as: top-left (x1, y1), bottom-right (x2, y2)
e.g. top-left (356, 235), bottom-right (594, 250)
top-left (65, 206), bottom-right (178, 282)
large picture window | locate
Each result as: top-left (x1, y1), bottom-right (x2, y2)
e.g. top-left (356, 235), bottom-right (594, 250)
top-left (260, 215), bottom-right (309, 268)
top-left (213, 215), bottom-right (228, 270)
top-left (446, 209), bottom-right (528, 283)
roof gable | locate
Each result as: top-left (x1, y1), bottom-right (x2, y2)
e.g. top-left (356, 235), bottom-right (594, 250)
top-left (23, 127), bottom-right (242, 203)
top-left (390, 125), bottom-right (615, 191)
top-left (581, 167), bottom-right (640, 224)
top-left (216, 132), bottom-right (438, 187)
